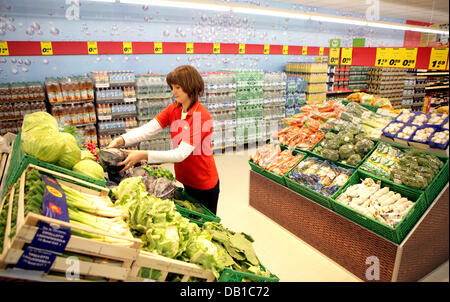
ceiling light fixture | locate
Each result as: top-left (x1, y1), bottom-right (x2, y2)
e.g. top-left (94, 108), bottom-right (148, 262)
top-left (89, 0), bottom-right (449, 36)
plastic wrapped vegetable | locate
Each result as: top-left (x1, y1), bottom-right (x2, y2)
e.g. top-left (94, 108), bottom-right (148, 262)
top-left (347, 153), bottom-right (362, 166)
top-left (322, 139), bottom-right (341, 150)
top-left (354, 139), bottom-right (375, 155)
top-left (321, 149), bottom-right (339, 161)
top-left (338, 144), bottom-right (355, 160)
top-left (339, 132), bottom-right (355, 144)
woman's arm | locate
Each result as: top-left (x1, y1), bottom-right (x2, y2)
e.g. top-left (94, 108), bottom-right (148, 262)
top-left (118, 141), bottom-right (195, 172)
top-left (146, 141), bottom-right (195, 164)
top-left (113, 118), bottom-right (163, 147)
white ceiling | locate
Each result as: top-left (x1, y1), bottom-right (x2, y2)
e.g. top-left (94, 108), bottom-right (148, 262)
top-left (273, 0), bottom-right (449, 24)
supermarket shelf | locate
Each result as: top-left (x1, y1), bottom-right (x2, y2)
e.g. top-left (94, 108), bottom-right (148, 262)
top-left (425, 85), bottom-right (449, 90)
top-left (0, 116), bottom-right (24, 122)
top-left (48, 99), bottom-right (94, 106)
top-left (96, 97), bottom-right (137, 104)
top-left (416, 72), bottom-right (450, 76)
top-left (326, 89), bottom-right (367, 94)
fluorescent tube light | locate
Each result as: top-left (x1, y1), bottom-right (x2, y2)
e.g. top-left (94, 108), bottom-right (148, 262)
top-left (310, 15), bottom-right (367, 26)
top-left (120, 0), bottom-right (230, 12)
top-left (232, 7), bottom-right (310, 20)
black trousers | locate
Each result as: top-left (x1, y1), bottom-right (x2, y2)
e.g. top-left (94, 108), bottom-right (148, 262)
top-left (184, 180), bottom-right (220, 215)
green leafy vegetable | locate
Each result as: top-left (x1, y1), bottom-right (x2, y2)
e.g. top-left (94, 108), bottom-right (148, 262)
top-left (72, 159), bottom-right (105, 180)
top-left (57, 132), bottom-right (82, 170)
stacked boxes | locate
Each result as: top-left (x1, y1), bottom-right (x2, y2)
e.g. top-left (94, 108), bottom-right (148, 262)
top-left (286, 62), bottom-right (327, 103)
top-left (263, 72), bottom-right (287, 140)
top-left (368, 67), bottom-right (407, 109)
top-left (134, 74), bottom-right (172, 151)
top-left (201, 72), bottom-right (237, 151)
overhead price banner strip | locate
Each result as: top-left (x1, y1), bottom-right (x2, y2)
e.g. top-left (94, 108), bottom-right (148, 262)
top-left (0, 41), bottom-right (447, 70)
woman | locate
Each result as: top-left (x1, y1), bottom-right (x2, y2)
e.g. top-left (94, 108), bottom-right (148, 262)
top-left (107, 65), bottom-right (220, 214)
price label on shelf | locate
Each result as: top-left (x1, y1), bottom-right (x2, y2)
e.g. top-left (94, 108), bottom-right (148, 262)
top-left (388, 48), bottom-right (403, 68)
top-left (301, 46), bottom-right (307, 55)
top-left (213, 43), bottom-right (220, 54)
top-left (264, 45), bottom-right (270, 55)
top-left (328, 47), bottom-right (340, 65)
top-left (87, 41), bottom-right (98, 55)
top-left (340, 47), bottom-right (353, 65)
top-left (41, 42), bottom-right (53, 55)
top-left (319, 47), bottom-right (324, 56)
top-left (375, 48), bottom-right (390, 67)
top-left (123, 42), bottom-right (133, 54)
top-left (154, 42), bottom-right (163, 54)
top-left (186, 42), bottom-right (194, 54)
top-left (283, 45), bottom-right (289, 55)
top-left (428, 47), bottom-right (449, 70)
top-left (238, 44), bottom-right (246, 54)
top-left (401, 48), bottom-right (417, 68)
top-left (0, 41), bottom-right (9, 56)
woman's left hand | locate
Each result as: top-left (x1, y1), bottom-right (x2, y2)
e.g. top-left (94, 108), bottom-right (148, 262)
top-left (118, 149), bottom-right (148, 173)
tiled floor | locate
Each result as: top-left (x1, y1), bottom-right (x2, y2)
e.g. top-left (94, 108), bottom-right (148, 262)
top-left (164, 147), bottom-right (449, 282)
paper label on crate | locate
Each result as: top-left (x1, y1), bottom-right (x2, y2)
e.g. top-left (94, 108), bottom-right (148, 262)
top-left (14, 247), bottom-right (56, 274)
top-left (41, 175), bottom-right (70, 222)
top-left (30, 222), bottom-right (71, 254)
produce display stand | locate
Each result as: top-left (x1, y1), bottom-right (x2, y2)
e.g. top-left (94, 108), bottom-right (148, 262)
top-left (0, 152), bottom-right (11, 202)
top-left (126, 250), bottom-right (216, 282)
top-left (1, 130), bottom-right (107, 201)
top-left (176, 190), bottom-right (221, 227)
top-left (248, 170), bottom-right (449, 282)
top-left (0, 164), bottom-right (142, 282)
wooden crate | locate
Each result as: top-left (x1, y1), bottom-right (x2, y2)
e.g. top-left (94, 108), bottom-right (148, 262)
top-left (127, 250), bottom-right (215, 282)
top-left (0, 164), bottom-right (142, 281)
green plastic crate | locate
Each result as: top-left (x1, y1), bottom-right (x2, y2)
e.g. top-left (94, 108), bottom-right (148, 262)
top-left (248, 147), bottom-right (307, 186)
top-left (330, 169), bottom-right (429, 244)
top-left (1, 130), bottom-right (107, 200)
top-left (309, 136), bottom-right (379, 170)
top-left (283, 154), bottom-right (355, 210)
top-left (175, 190), bottom-right (221, 226)
top-left (341, 100), bottom-right (379, 113)
top-left (217, 266), bottom-right (279, 282)
top-left (359, 140), bottom-right (449, 206)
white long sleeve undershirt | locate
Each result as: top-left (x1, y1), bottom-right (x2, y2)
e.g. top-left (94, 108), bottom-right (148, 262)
top-left (121, 118), bottom-right (195, 164)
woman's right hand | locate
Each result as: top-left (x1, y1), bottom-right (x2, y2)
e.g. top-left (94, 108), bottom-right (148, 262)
top-left (106, 136), bottom-right (125, 149)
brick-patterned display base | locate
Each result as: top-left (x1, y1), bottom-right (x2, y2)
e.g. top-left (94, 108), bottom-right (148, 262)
top-left (249, 170), bottom-right (449, 282)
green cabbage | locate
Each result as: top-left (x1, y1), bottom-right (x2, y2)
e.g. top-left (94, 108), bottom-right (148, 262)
top-left (57, 133), bottom-right (82, 170)
top-left (22, 111), bottom-right (59, 133)
top-left (21, 129), bottom-right (65, 163)
top-left (72, 159), bottom-right (105, 180)
top-left (81, 150), bottom-right (96, 161)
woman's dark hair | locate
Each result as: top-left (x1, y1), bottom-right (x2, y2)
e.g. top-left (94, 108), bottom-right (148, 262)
top-left (166, 65), bottom-right (204, 110)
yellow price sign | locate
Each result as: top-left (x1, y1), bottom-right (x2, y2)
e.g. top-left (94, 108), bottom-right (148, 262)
top-left (319, 47), bottom-right (324, 56)
top-left (238, 44), bottom-right (245, 54)
top-left (186, 42), bottom-right (194, 54)
top-left (154, 42), bottom-right (163, 54)
top-left (264, 45), bottom-right (270, 55)
top-left (40, 41), bottom-right (53, 55)
top-left (0, 41), bottom-right (9, 56)
top-left (213, 43), bottom-right (220, 54)
top-left (340, 47), bottom-right (353, 65)
top-left (428, 47), bottom-right (449, 70)
top-left (401, 48), bottom-right (417, 68)
top-left (302, 46), bottom-right (307, 55)
top-left (375, 48), bottom-right (390, 67)
top-left (328, 47), bottom-right (340, 65)
top-left (388, 48), bottom-right (403, 68)
top-left (87, 41), bottom-right (98, 55)
top-left (123, 42), bottom-right (133, 54)
top-left (282, 45), bottom-right (289, 55)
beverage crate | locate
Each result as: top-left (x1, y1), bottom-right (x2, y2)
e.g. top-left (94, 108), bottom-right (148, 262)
top-left (217, 266), bottom-right (279, 282)
top-left (1, 130), bottom-right (107, 200)
top-left (330, 169), bottom-right (428, 244)
top-left (0, 164), bottom-right (141, 281)
top-left (248, 148), bottom-right (307, 186)
top-left (175, 190), bottom-right (221, 227)
top-left (126, 250), bottom-right (215, 282)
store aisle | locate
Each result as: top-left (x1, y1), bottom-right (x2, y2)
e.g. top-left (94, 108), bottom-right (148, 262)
top-left (162, 148), bottom-right (448, 282)
top-left (213, 148), bottom-right (448, 282)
